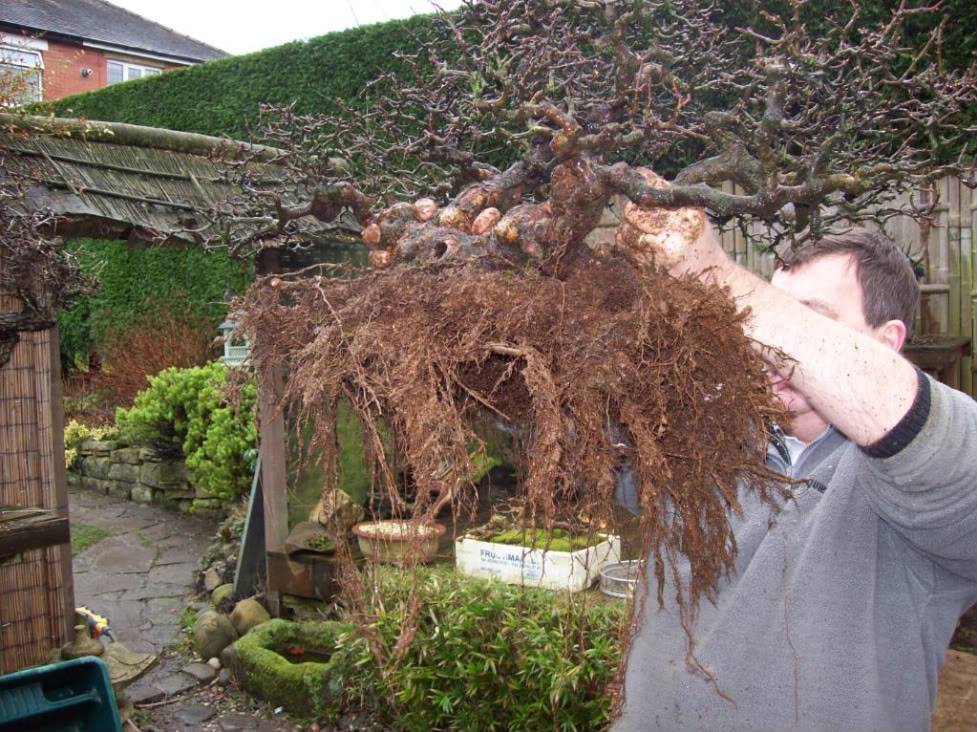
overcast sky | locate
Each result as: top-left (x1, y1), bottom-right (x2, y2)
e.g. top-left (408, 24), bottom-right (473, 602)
top-left (108, 0), bottom-right (465, 56)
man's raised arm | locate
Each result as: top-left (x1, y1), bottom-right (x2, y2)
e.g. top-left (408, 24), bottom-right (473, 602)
top-left (615, 173), bottom-right (918, 448)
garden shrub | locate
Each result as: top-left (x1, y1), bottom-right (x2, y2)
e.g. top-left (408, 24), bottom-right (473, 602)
top-left (63, 419), bottom-right (119, 469)
top-left (342, 568), bottom-right (626, 731)
top-left (93, 302), bottom-right (217, 407)
top-left (115, 362), bottom-right (257, 504)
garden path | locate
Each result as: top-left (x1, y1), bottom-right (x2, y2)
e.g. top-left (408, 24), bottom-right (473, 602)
top-left (69, 487), bottom-right (304, 730)
top-left (70, 486), bottom-right (211, 656)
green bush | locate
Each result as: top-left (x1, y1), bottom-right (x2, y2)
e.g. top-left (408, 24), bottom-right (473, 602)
top-left (343, 568), bottom-right (625, 731)
top-left (63, 419), bottom-right (119, 469)
top-left (59, 239), bottom-right (253, 368)
top-left (116, 362), bottom-right (257, 504)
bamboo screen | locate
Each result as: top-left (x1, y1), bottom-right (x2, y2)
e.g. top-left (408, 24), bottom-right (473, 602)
top-left (0, 289), bottom-right (73, 672)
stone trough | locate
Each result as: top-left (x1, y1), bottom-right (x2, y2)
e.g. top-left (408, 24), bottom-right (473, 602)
top-left (225, 619), bottom-right (355, 718)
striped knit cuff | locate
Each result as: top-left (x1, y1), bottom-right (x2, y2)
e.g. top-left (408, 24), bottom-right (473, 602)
top-left (862, 368), bottom-right (931, 459)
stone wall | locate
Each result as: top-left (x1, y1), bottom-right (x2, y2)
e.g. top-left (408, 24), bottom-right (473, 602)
top-left (68, 439), bottom-right (222, 515)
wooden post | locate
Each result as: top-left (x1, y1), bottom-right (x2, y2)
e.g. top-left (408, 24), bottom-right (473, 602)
top-left (255, 249), bottom-right (288, 616)
top-left (47, 324), bottom-right (75, 639)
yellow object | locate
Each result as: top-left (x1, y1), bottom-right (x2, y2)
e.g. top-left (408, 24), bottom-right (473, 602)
top-left (75, 606), bottom-right (114, 641)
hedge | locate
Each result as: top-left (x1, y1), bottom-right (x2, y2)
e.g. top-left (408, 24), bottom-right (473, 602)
top-left (40, 4), bottom-right (974, 142)
top-left (59, 238), bottom-right (253, 365)
top-left (42, 15), bottom-right (438, 140)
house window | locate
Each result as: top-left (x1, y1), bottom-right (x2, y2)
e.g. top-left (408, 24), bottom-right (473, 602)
top-left (0, 46), bottom-right (43, 105)
top-left (106, 60), bottom-right (161, 84)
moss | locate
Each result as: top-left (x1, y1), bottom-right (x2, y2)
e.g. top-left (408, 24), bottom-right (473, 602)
top-left (231, 619), bottom-right (354, 718)
top-left (489, 527), bottom-right (601, 552)
top-left (69, 524), bottom-right (111, 555)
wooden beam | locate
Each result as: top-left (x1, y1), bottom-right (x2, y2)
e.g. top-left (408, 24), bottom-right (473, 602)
top-left (0, 510), bottom-right (69, 557)
top-left (0, 113), bottom-right (283, 162)
top-left (255, 248), bottom-right (288, 616)
top-left (48, 324), bottom-right (75, 641)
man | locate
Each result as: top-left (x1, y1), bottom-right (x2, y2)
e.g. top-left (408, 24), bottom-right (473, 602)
top-left (612, 181), bottom-right (977, 732)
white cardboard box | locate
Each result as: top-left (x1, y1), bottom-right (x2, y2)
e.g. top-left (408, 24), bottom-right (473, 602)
top-left (454, 533), bottom-right (621, 592)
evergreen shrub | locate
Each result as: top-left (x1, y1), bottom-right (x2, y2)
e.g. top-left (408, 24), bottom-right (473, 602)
top-left (115, 362), bottom-right (257, 504)
top-left (40, 3), bottom-right (973, 146)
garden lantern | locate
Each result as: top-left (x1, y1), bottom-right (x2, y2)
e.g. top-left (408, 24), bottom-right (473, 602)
top-left (219, 319), bottom-right (250, 367)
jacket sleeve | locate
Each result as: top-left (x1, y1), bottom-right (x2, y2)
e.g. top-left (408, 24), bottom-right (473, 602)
top-left (857, 370), bottom-right (977, 580)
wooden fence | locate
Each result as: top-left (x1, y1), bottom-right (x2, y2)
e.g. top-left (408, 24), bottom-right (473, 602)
top-left (0, 303), bottom-right (73, 672)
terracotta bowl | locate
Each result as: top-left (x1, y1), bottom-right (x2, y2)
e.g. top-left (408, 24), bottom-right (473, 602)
top-left (352, 519), bottom-right (446, 564)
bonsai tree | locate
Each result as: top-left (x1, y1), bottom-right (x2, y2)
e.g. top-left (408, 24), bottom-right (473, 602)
top-left (214, 0), bottom-right (972, 699)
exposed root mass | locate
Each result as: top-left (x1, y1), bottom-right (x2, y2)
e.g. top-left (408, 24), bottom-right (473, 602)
top-left (238, 254), bottom-right (786, 693)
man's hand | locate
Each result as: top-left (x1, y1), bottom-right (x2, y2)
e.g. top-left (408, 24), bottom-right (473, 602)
top-left (614, 168), bottom-right (730, 279)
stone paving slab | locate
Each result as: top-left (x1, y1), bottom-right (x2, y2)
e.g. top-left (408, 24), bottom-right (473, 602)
top-left (70, 487), bottom-right (212, 657)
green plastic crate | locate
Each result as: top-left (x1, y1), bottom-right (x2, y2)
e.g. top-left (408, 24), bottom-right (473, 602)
top-left (0, 656), bottom-right (121, 731)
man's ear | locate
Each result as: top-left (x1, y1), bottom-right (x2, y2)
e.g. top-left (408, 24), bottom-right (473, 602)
top-left (876, 319), bottom-right (907, 352)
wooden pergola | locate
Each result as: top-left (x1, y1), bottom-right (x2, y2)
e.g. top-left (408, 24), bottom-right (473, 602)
top-left (0, 114), bottom-right (327, 645)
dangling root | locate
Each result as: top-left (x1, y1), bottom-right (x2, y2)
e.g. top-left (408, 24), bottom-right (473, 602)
top-left (237, 252), bottom-right (787, 707)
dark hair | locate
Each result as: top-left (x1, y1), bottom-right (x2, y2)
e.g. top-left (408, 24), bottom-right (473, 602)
top-left (778, 229), bottom-right (920, 338)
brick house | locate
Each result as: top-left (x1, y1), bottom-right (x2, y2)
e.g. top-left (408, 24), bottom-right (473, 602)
top-left (0, 0), bottom-right (225, 104)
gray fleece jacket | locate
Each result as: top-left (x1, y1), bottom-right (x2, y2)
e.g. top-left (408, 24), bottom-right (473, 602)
top-left (613, 372), bottom-right (977, 732)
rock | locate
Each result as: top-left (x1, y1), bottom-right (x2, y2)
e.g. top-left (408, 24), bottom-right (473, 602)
top-left (139, 446), bottom-right (164, 462)
top-left (157, 490), bottom-right (193, 510)
top-left (173, 703), bottom-right (216, 726)
top-left (125, 681), bottom-right (165, 705)
top-left (217, 668), bottom-right (232, 686)
top-left (211, 583), bottom-right (234, 607)
top-left (80, 439), bottom-right (117, 455)
top-left (66, 472), bottom-right (81, 489)
top-left (155, 672), bottom-right (197, 697)
top-left (81, 475), bottom-right (107, 494)
top-left (229, 598), bottom-right (271, 636)
top-left (182, 661), bottom-right (217, 683)
top-left (219, 643), bottom-right (237, 671)
top-left (107, 481), bottom-right (132, 500)
top-left (139, 459), bottom-right (188, 489)
top-left (207, 656), bottom-right (221, 670)
top-left (188, 498), bottom-right (224, 517)
top-left (191, 610), bottom-right (237, 660)
top-left (310, 490), bottom-right (364, 531)
top-left (81, 456), bottom-right (112, 479)
top-left (230, 619), bottom-right (352, 718)
top-left (111, 447), bottom-right (142, 464)
top-left (130, 484), bottom-right (154, 504)
top-left (108, 462), bottom-right (140, 484)
top-left (203, 567), bottom-right (223, 593)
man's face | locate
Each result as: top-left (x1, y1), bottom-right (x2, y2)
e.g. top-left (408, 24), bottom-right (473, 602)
top-left (769, 253), bottom-right (877, 422)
